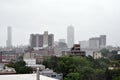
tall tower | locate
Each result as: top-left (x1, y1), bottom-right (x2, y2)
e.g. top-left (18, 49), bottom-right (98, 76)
top-left (48, 34), bottom-right (54, 47)
top-left (6, 26), bottom-right (12, 48)
top-left (43, 31), bottom-right (48, 47)
top-left (99, 35), bottom-right (106, 48)
top-left (67, 25), bottom-right (74, 48)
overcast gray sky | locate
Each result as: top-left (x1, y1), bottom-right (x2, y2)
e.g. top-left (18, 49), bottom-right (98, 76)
top-left (0, 0), bottom-right (120, 47)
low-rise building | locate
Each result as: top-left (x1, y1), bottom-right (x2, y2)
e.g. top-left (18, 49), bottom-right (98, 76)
top-left (24, 47), bottom-right (55, 63)
top-left (93, 51), bottom-right (102, 59)
top-left (0, 50), bottom-right (17, 63)
top-left (41, 68), bottom-right (63, 80)
top-left (23, 52), bottom-right (45, 71)
top-left (70, 44), bottom-right (86, 56)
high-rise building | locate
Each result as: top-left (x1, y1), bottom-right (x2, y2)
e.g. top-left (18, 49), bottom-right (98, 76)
top-left (89, 37), bottom-right (100, 50)
top-left (79, 40), bottom-right (89, 49)
top-left (67, 26), bottom-right (74, 48)
top-left (30, 34), bottom-right (37, 48)
top-left (99, 35), bottom-right (106, 48)
top-left (6, 26), bottom-right (12, 48)
top-left (48, 34), bottom-right (54, 47)
top-left (30, 31), bottom-right (54, 48)
top-left (43, 31), bottom-right (48, 47)
top-left (89, 35), bottom-right (106, 50)
top-left (39, 35), bottom-right (43, 47)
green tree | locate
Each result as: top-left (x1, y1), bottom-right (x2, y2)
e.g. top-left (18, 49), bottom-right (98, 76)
top-left (80, 67), bottom-right (95, 80)
top-left (42, 55), bottom-right (111, 80)
top-left (95, 69), bottom-right (105, 80)
top-left (113, 76), bottom-right (120, 80)
top-left (65, 72), bottom-right (80, 80)
top-left (100, 48), bottom-right (110, 57)
top-left (5, 60), bottom-right (33, 74)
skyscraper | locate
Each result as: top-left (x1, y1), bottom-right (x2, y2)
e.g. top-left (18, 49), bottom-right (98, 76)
top-left (43, 31), bottom-right (48, 47)
top-left (89, 37), bottom-right (100, 50)
top-left (48, 34), bottom-right (54, 47)
top-left (99, 35), bottom-right (106, 48)
top-left (89, 35), bottom-right (106, 50)
top-left (6, 26), bottom-right (12, 48)
top-left (30, 31), bottom-right (54, 48)
top-left (67, 25), bottom-right (74, 48)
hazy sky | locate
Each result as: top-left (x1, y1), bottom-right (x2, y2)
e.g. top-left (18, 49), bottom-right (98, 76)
top-left (0, 0), bottom-right (120, 47)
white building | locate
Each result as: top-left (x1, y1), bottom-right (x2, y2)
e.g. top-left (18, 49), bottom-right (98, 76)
top-left (118, 51), bottom-right (120, 54)
top-left (24, 59), bottom-right (36, 65)
top-left (79, 40), bottom-right (89, 49)
top-left (67, 26), bottom-right (74, 48)
top-left (23, 52), bottom-right (45, 70)
top-left (89, 37), bottom-right (100, 50)
top-left (85, 49), bottom-right (94, 56)
top-left (6, 26), bottom-right (12, 48)
top-left (93, 51), bottom-right (102, 59)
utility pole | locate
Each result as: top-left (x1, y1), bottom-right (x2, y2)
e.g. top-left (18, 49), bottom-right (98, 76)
top-left (37, 67), bottom-right (40, 80)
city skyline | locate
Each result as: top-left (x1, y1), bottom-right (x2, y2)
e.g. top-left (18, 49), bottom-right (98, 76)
top-left (0, 25), bottom-right (119, 47)
top-left (0, 0), bottom-right (120, 47)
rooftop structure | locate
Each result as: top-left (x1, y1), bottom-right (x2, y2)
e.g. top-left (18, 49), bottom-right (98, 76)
top-left (71, 44), bottom-right (86, 56)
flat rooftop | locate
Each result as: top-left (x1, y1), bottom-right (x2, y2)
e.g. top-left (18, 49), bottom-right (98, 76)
top-left (0, 74), bottom-right (58, 80)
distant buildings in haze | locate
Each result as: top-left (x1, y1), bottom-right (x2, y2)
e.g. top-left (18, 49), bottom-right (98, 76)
top-left (79, 35), bottom-right (106, 57)
top-left (89, 35), bottom-right (106, 49)
top-left (79, 35), bottom-right (106, 50)
top-left (59, 39), bottom-right (66, 43)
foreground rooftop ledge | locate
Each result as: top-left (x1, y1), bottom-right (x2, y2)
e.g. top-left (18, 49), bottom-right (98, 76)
top-left (0, 74), bottom-right (58, 80)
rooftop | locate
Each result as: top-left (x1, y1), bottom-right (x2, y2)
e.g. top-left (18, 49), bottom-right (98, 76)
top-left (0, 74), bottom-right (58, 80)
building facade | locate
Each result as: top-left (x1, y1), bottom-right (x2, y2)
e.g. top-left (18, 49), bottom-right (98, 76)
top-left (79, 40), bottom-right (89, 49)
